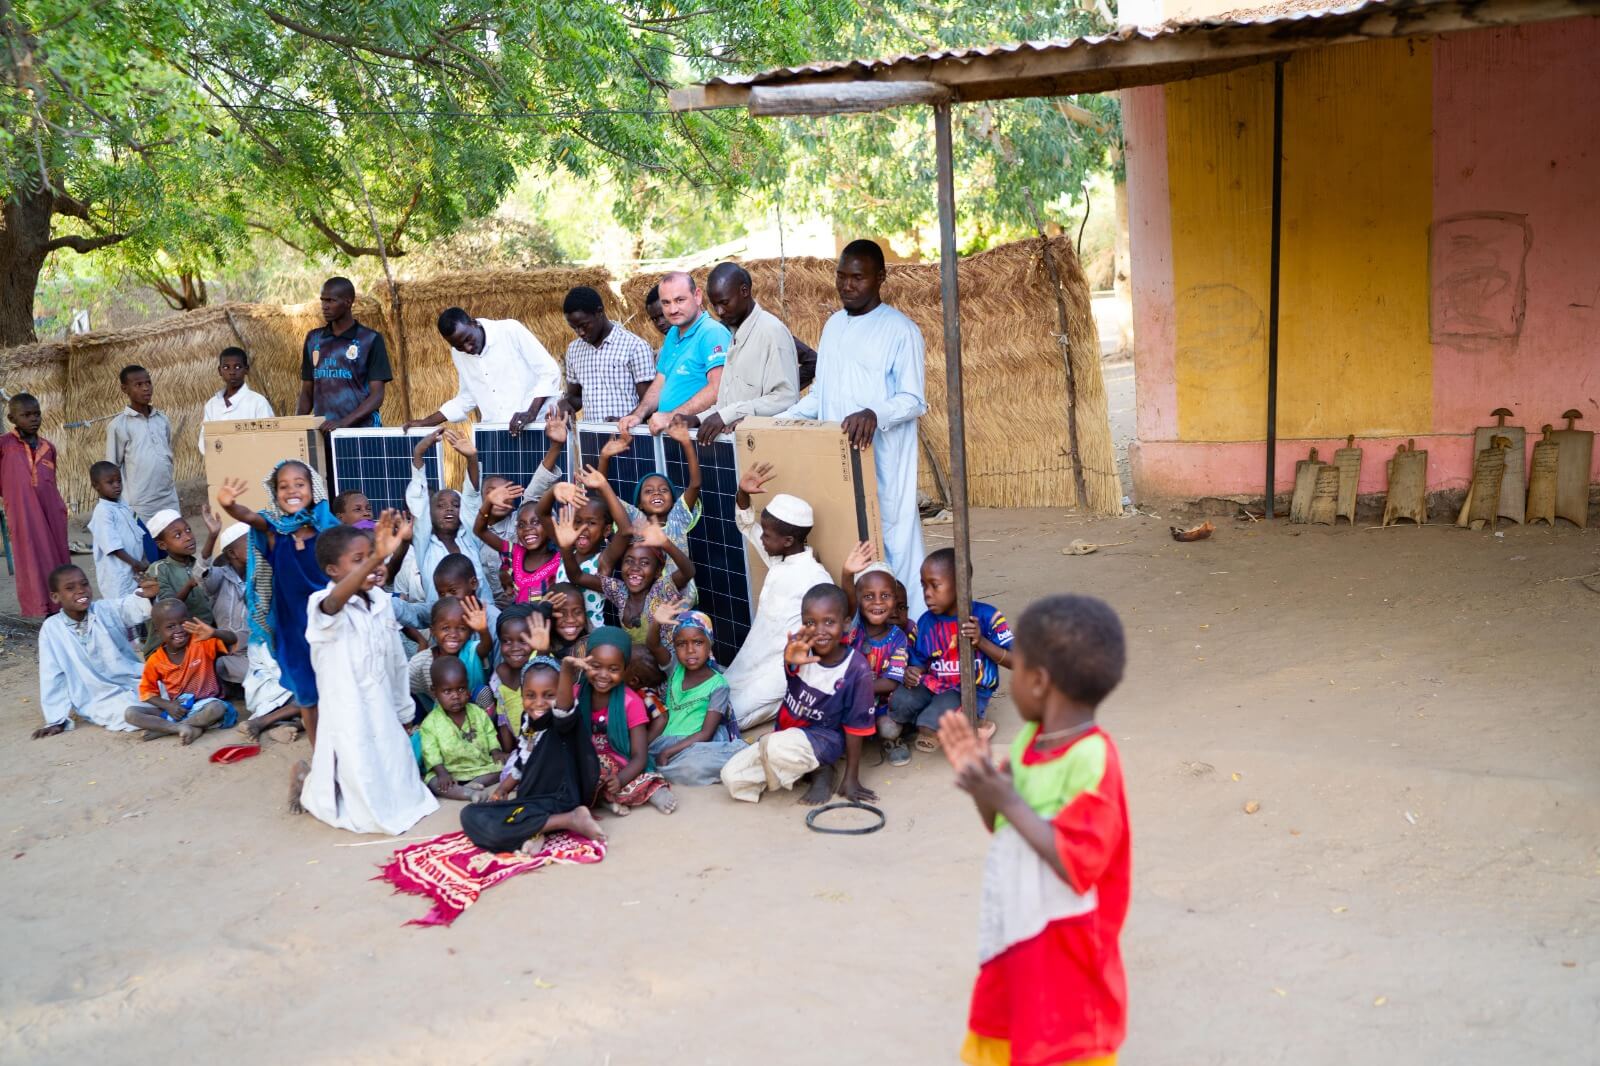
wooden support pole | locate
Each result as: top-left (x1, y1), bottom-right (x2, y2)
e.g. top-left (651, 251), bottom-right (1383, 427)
top-left (933, 101), bottom-right (978, 725)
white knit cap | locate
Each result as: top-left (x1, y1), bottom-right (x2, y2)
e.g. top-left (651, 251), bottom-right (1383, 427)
top-left (857, 561), bottom-right (894, 580)
top-left (764, 493), bottom-right (813, 527)
top-left (217, 522), bottom-right (250, 552)
top-left (146, 509), bottom-right (183, 539)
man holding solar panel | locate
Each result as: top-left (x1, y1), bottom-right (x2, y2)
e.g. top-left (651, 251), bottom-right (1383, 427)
top-left (403, 307), bottom-right (564, 435)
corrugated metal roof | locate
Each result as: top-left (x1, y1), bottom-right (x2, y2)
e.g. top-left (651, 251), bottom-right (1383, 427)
top-left (671, 0), bottom-right (1597, 111)
top-left (696, 0), bottom-right (1384, 89)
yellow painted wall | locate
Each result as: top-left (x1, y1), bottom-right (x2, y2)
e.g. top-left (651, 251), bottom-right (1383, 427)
top-left (1167, 65), bottom-right (1274, 441)
top-left (1165, 39), bottom-right (1434, 441)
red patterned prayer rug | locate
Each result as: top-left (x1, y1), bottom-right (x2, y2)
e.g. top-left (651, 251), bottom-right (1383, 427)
top-left (375, 830), bottom-right (606, 927)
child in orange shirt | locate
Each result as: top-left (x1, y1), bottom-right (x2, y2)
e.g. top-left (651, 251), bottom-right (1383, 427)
top-left (126, 599), bottom-right (240, 743)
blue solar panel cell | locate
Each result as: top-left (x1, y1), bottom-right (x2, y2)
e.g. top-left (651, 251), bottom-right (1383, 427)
top-left (329, 429), bottom-right (442, 518)
top-left (664, 434), bottom-right (751, 665)
top-left (473, 423), bottom-right (563, 496)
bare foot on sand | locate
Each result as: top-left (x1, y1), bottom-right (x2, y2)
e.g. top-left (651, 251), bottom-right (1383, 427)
top-left (566, 806), bottom-right (606, 842)
top-left (177, 723), bottom-right (203, 745)
top-left (607, 801), bottom-right (632, 817)
top-left (798, 765), bottom-right (836, 806)
top-left (647, 787), bottom-right (678, 814)
top-left (287, 760), bottom-right (309, 815)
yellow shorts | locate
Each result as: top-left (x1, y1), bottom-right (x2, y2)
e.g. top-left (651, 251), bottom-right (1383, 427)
top-left (961, 1032), bottom-right (1116, 1066)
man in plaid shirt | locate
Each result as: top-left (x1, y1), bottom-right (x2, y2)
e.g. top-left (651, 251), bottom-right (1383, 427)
top-left (559, 287), bottom-right (657, 422)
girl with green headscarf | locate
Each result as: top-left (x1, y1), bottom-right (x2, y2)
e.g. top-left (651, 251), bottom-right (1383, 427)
top-left (556, 626), bottom-right (676, 815)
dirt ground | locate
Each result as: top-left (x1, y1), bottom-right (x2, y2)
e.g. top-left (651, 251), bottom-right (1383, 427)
top-left (2, 508), bottom-right (1597, 1065)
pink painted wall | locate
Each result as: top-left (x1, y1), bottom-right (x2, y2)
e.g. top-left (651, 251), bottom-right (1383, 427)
top-left (1126, 19), bottom-right (1600, 501)
top-left (1431, 22), bottom-right (1600, 442)
top-left (1122, 86), bottom-right (1178, 443)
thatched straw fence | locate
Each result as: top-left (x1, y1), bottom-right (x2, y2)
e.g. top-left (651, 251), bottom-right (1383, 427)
top-left (2, 240), bottom-right (1118, 517)
top-left (621, 237), bottom-right (1120, 513)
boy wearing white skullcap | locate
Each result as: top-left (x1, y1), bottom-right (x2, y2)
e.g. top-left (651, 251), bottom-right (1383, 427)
top-left (143, 509), bottom-right (215, 655)
top-left (721, 464), bottom-right (831, 730)
top-left (203, 520), bottom-right (296, 724)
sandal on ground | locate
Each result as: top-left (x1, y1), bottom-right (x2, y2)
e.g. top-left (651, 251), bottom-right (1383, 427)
top-left (914, 733), bottom-right (940, 754)
top-left (884, 739), bottom-right (912, 767)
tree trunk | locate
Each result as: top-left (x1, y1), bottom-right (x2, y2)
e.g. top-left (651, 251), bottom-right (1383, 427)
top-left (0, 187), bottom-right (52, 347)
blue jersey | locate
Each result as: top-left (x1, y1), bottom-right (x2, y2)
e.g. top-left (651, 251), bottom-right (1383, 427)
top-left (911, 601), bottom-right (1013, 699)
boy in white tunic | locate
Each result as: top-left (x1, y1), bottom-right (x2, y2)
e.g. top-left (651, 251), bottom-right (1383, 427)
top-left (292, 513), bottom-right (438, 835)
top-left (720, 463), bottom-right (831, 730)
top-left (34, 564), bottom-right (158, 737)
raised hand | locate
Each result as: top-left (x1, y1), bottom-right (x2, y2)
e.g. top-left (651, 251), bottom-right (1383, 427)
top-left (651, 601), bottom-right (681, 628)
top-left (443, 428), bottom-right (476, 458)
top-left (738, 461), bottom-right (775, 497)
top-left (201, 509), bottom-right (221, 535)
top-left (599, 433), bottom-right (631, 459)
top-left (638, 522), bottom-right (669, 550)
top-left (543, 590), bottom-right (568, 612)
top-left (665, 419), bottom-right (694, 447)
top-left (936, 708), bottom-right (987, 771)
top-left (783, 631), bottom-right (819, 668)
top-left (526, 611), bottom-right (551, 652)
top-left (552, 506), bottom-right (580, 549)
top-left (461, 595), bottom-right (489, 636)
top-left (489, 481), bottom-right (525, 512)
top-left (545, 408), bottom-right (569, 444)
top-left (182, 618), bottom-right (218, 642)
top-left (412, 428), bottom-right (445, 461)
top-left (552, 482), bottom-right (587, 508)
top-left (578, 464), bottom-right (610, 492)
top-left (373, 509), bottom-right (408, 559)
top-left (216, 477), bottom-right (250, 509)
top-left (843, 540), bottom-right (874, 577)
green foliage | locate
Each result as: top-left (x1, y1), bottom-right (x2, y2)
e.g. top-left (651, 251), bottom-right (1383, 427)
top-left (3, 0), bottom-right (1121, 325)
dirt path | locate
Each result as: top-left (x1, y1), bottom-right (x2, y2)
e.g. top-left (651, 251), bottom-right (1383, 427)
top-left (3, 509), bottom-right (1597, 1065)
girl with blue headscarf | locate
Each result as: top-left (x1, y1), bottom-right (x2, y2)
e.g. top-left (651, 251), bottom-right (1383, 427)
top-left (644, 608), bottom-right (747, 786)
top-left (556, 626), bottom-right (676, 815)
top-left (216, 460), bottom-right (342, 739)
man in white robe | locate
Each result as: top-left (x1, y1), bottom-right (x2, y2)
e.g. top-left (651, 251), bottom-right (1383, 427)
top-left (778, 239), bottom-right (929, 618)
top-left (35, 565), bottom-right (155, 736)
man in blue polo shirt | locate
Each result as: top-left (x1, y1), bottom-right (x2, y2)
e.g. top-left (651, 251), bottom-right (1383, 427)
top-left (617, 271), bottom-right (730, 434)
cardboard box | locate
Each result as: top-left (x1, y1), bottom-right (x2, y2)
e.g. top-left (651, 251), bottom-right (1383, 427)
top-left (736, 417), bottom-right (884, 599)
top-left (203, 415), bottom-right (325, 515)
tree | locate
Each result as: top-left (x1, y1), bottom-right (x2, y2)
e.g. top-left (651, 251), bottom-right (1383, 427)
top-left (0, 0), bottom-right (855, 345)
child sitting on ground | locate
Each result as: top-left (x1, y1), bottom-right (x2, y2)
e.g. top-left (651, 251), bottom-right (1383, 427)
top-left (203, 520), bottom-right (298, 738)
top-left (556, 474), bottom-right (694, 645)
top-left (937, 594), bottom-right (1130, 1066)
top-left (463, 656), bottom-right (606, 852)
top-left (126, 600), bottom-right (240, 744)
top-left (597, 420), bottom-right (702, 597)
top-left (842, 543), bottom-right (913, 765)
top-left (87, 461), bottom-right (149, 604)
top-left (34, 566), bottom-right (158, 737)
top-left (888, 547), bottom-right (1014, 762)
top-left (218, 461), bottom-right (339, 741)
top-left (406, 428), bottom-right (496, 608)
top-left (722, 583), bottom-right (878, 805)
top-left (407, 594), bottom-right (495, 721)
top-left (295, 514), bottom-right (438, 835)
top-left (477, 412), bottom-right (572, 605)
top-left (418, 655), bottom-right (505, 802)
top-left (719, 462), bottom-right (830, 730)
top-left (644, 606), bottom-right (745, 786)
top-left (330, 490), bottom-right (374, 528)
top-left (477, 497), bottom-right (560, 604)
top-left (558, 626), bottom-right (676, 816)
top-left (142, 509), bottom-right (216, 653)
top-left (546, 581), bottom-right (590, 659)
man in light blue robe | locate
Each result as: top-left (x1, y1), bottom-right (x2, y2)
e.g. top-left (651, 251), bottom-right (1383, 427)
top-left (779, 239), bottom-right (929, 618)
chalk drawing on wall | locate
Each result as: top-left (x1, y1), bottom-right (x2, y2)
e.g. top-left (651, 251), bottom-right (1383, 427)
top-left (1429, 211), bottom-right (1532, 350)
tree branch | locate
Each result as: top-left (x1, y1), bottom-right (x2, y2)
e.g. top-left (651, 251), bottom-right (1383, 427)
top-left (306, 212), bottom-right (407, 257)
top-left (263, 11), bottom-right (478, 81)
top-left (247, 219), bottom-right (311, 256)
top-left (43, 231), bottom-right (128, 253)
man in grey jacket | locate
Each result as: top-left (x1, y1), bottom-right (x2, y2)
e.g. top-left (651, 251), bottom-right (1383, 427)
top-left (683, 262), bottom-right (801, 445)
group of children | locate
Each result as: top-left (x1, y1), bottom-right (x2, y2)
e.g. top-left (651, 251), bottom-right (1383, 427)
top-left (23, 350), bottom-right (1135, 1066)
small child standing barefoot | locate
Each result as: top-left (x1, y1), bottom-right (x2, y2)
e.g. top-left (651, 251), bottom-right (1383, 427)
top-left (297, 514), bottom-right (438, 835)
top-left (937, 594), bottom-right (1130, 1066)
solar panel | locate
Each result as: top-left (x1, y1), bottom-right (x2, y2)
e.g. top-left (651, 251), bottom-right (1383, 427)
top-left (663, 433), bottom-right (753, 666)
top-left (575, 422), bottom-right (659, 507)
top-left (329, 428), bottom-right (443, 518)
top-left (473, 422), bottom-right (565, 496)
